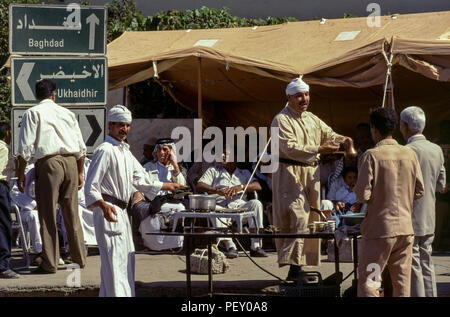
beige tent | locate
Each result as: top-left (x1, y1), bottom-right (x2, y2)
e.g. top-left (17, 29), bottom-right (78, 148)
top-left (103, 11), bottom-right (450, 137)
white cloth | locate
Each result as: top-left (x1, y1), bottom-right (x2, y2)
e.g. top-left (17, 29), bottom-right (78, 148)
top-left (143, 161), bottom-right (186, 196)
top-left (198, 166), bottom-right (262, 250)
top-left (198, 166), bottom-right (256, 206)
top-left (93, 206), bottom-right (135, 297)
top-left (78, 158), bottom-right (97, 246)
top-left (17, 99), bottom-right (86, 162)
top-left (285, 77), bottom-right (310, 95)
top-left (0, 141), bottom-right (15, 185)
top-left (10, 164), bottom-right (42, 253)
top-left (85, 135), bottom-right (163, 207)
top-left (187, 161), bottom-right (219, 193)
top-left (84, 135), bottom-right (164, 297)
top-left (19, 209), bottom-right (42, 253)
top-left (215, 199), bottom-right (264, 250)
top-left (140, 203), bottom-right (185, 251)
top-left (335, 184), bottom-right (357, 205)
top-left (139, 160), bottom-right (186, 250)
top-left (108, 105), bottom-right (132, 123)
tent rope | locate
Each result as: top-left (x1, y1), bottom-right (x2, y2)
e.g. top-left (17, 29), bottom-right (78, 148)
top-left (381, 51), bottom-right (394, 108)
top-left (239, 137), bottom-right (271, 201)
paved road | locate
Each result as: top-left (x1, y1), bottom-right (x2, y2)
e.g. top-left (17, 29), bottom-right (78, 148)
top-left (1, 247), bottom-right (449, 297)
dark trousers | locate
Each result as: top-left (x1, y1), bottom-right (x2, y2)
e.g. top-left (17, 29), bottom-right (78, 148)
top-left (129, 201), bottom-right (152, 250)
top-left (0, 181), bottom-right (12, 272)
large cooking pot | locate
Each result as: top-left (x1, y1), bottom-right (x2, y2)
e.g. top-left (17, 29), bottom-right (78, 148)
top-left (188, 194), bottom-right (217, 212)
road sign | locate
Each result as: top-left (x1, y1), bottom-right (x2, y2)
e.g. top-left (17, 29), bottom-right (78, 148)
top-left (11, 56), bottom-right (107, 106)
top-left (11, 107), bottom-right (106, 156)
top-left (9, 4), bottom-right (107, 55)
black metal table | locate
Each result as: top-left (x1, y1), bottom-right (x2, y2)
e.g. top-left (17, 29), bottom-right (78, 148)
top-left (146, 230), bottom-right (360, 297)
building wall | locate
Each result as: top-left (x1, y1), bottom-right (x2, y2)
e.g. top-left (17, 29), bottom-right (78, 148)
top-left (72, 0), bottom-right (450, 20)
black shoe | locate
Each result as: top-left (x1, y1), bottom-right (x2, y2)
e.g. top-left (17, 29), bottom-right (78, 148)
top-left (31, 266), bottom-right (56, 274)
top-left (62, 254), bottom-right (73, 264)
top-left (225, 247), bottom-right (238, 259)
top-left (0, 269), bottom-right (20, 279)
top-left (250, 248), bottom-right (268, 257)
top-left (31, 254), bottom-right (43, 266)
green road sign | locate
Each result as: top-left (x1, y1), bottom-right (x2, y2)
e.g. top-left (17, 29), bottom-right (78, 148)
top-left (9, 4), bottom-right (106, 55)
top-left (11, 56), bottom-right (107, 106)
top-left (12, 107), bottom-right (106, 156)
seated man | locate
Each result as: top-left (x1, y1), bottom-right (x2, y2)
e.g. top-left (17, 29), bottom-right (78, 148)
top-left (196, 146), bottom-right (267, 258)
top-left (10, 164), bottom-right (42, 255)
top-left (130, 138), bottom-right (188, 251)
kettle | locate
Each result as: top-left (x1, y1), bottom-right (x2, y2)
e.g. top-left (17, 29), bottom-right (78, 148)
top-left (343, 138), bottom-right (357, 158)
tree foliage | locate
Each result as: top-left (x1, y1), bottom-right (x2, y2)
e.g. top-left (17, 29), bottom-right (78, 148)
top-left (0, 0), bottom-right (41, 123)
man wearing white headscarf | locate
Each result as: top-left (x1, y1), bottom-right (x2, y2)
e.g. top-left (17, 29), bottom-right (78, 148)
top-left (84, 105), bottom-right (185, 297)
top-left (134, 138), bottom-right (187, 251)
top-left (271, 77), bottom-right (351, 280)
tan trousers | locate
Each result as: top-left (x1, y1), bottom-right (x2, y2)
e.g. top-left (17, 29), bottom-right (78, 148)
top-left (357, 235), bottom-right (413, 297)
top-left (35, 155), bottom-right (86, 272)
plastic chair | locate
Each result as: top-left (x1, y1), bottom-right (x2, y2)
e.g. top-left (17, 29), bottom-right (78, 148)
top-left (10, 203), bottom-right (31, 270)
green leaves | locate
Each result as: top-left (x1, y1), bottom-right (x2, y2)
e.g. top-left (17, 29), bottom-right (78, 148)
top-left (0, 0), bottom-right (41, 122)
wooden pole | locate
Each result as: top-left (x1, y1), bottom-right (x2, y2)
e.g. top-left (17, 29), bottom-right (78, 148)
top-left (197, 57), bottom-right (203, 184)
top-left (197, 57), bottom-right (203, 119)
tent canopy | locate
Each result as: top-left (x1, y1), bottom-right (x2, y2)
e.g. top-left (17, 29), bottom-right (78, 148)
top-left (107, 11), bottom-right (450, 138)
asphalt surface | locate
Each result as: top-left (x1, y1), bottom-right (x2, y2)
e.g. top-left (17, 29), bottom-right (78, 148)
top-left (1, 244), bottom-right (450, 298)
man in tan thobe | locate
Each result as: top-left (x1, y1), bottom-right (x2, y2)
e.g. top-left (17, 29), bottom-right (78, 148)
top-left (355, 107), bottom-right (424, 297)
top-left (271, 78), bottom-right (351, 281)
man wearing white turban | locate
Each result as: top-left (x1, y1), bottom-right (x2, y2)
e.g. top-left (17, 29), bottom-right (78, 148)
top-left (271, 77), bottom-right (351, 281)
top-left (84, 105), bottom-right (185, 297)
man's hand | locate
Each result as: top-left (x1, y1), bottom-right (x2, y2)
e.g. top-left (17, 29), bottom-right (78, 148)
top-left (78, 173), bottom-right (84, 190)
top-left (350, 203), bottom-right (362, 213)
top-left (131, 191), bottom-right (146, 209)
top-left (17, 172), bottom-right (26, 193)
top-left (319, 140), bottom-right (340, 154)
top-left (100, 201), bottom-right (118, 222)
top-left (335, 201), bottom-right (345, 213)
top-left (163, 182), bottom-right (187, 192)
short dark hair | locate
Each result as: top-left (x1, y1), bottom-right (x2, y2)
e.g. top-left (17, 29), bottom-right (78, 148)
top-left (342, 166), bottom-right (357, 178)
top-left (370, 107), bottom-right (397, 137)
top-left (35, 79), bottom-right (56, 100)
top-left (0, 122), bottom-right (11, 140)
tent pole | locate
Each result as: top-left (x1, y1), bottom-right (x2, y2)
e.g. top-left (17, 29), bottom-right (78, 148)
top-left (197, 57), bottom-right (203, 181)
top-left (197, 57), bottom-right (203, 120)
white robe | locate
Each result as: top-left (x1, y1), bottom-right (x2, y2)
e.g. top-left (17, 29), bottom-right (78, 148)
top-left (139, 161), bottom-right (187, 251)
top-left (84, 135), bottom-right (163, 297)
top-left (78, 158), bottom-right (97, 246)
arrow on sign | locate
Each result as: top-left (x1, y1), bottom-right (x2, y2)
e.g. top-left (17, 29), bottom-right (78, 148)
top-left (86, 13), bottom-right (99, 51)
top-left (86, 114), bottom-right (102, 146)
top-left (17, 62), bottom-right (35, 101)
